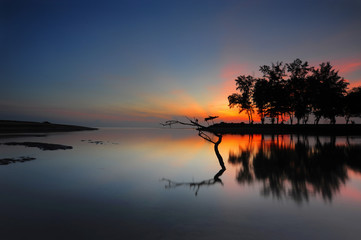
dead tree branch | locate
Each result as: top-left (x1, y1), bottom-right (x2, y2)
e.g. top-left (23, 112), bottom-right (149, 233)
top-left (161, 176), bottom-right (223, 196)
top-left (160, 117), bottom-right (206, 128)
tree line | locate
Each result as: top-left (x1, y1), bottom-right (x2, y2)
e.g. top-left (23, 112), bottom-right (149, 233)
top-left (228, 59), bottom-right (361, 124)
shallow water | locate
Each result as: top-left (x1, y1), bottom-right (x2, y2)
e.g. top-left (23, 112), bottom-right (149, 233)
top-left (1, 128), bottom-right (361, 239)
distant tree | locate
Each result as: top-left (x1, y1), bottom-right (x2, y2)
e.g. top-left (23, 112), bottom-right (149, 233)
top-left (310, 62), bottom-right (348, 124)
top-left (344, 87), bottom-right (361, 123)
top-left (286, 59), bottom-right (312, 124)
top-left (253, 78), bottom-right (269, 124)
top-left (259, 62), bottom-right (287, 124)
top-left (228, 75), bottom-right (255, 124)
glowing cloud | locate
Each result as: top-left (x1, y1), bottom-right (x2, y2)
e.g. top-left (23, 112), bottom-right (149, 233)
top-left (337, 61), bottom-right (361, 75)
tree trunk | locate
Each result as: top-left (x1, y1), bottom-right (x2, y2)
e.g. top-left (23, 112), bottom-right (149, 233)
top-left (303, 115), bottom-right (309, 124)
top-left (330, 116), bottom-right (336, 124)
top-left (314, 116), bottom-right (321, 125)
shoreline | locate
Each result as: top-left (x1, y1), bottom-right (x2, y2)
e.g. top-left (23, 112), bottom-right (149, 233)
top-left (0, 120), bottom-right (98, 133)
top-left (201, 122), bottom-right (361, 136)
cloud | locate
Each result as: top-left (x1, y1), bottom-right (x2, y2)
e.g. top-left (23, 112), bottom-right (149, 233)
top-left (335, 60), bottom-right (361, 75)
top-left (331, 59), bottom-right (361, 88)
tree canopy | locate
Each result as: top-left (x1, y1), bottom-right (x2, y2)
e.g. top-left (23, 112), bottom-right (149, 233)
top-left (228, 59), bottom-right (360, 124)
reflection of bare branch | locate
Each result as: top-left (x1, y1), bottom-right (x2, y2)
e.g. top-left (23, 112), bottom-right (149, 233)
top-left (198, 130), bottom-right (215, 143)
top-left (161, 170), bottom-right (225, 196)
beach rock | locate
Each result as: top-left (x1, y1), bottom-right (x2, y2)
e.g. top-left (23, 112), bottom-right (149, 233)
top-left (0, 156), bottom-right (36, 165)
top-left (2, 142), bottom-right (73, 151)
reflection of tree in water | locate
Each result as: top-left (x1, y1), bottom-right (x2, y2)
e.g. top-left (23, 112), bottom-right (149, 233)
top-left (229, 135), bottom-right (361, 203)
top-left (161, 131), bottom-right (226, 196)
top-left (229, 135), bottom-right (255, 184)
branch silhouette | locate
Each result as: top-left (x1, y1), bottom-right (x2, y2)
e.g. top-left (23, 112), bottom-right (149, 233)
top-left (161, 118), bottom-right (225, 196)
top-left (160, 117), bottom-right (205, 128)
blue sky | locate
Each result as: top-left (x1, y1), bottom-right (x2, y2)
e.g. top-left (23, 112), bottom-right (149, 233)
top-left (1, 0), bottom-right (361, 126)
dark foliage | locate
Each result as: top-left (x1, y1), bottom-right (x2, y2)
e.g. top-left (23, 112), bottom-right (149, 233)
top-left (228, 59), bottom-right (358, 124)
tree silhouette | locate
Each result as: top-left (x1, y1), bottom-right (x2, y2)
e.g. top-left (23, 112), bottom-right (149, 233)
top-left (253, 78), bottom-right (269, 124)
top-left (259, 62), bottom-right (288, 123)
top-left (344, 87), bottom-right (361, 124)
top-left (228, 75), bottom-right (255, 123)
top-left (286, 59), bottom-right (312, 124)
top-left (229, 59), bottom-right (356, 124)
top-left (310, 62), bottom-right (348, 124)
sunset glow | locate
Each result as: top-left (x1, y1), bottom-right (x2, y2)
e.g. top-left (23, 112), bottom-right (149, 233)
top-left (2, 0), bottom-right (361, 126)
top-left (2, 2), bottom-right (361, 238)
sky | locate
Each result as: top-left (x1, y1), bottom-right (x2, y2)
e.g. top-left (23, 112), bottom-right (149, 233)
top-left (1, 0), bottom-right (361, 127)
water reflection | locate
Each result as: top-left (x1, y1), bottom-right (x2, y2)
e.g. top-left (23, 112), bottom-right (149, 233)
top-left (161, 131), bottom-right (226, 196)
top-left (162, 130), bottom-right (361, 202)
top-left (229, 135), bottom-right (361, 203)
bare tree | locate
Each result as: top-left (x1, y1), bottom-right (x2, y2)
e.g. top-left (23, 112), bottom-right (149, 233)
top-left (160, 118), bottom-right (226, 196)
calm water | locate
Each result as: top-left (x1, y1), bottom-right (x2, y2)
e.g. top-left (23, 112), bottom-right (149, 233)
top-left (1, 128), bottom-right (361, 239)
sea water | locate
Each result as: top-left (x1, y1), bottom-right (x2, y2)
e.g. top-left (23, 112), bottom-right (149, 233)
top-left (0, 128), bottom-right (361, 239)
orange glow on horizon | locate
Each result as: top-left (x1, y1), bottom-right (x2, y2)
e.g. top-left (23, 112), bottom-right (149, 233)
top-left (107, 59), bottom-right (361, 125)
top-left (109, 75), bottom-right (251, 123)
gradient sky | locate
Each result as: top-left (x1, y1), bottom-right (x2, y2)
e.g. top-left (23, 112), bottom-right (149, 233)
top-left (1, 0), bottom-right (361, 126)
